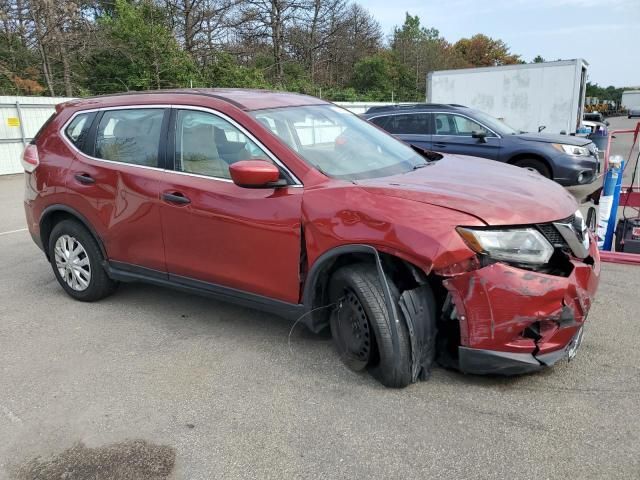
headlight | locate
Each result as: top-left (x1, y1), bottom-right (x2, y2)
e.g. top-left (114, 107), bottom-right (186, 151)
top-left (457, 227), bottom-right (554, 265)
top-left (553, 143), bottom-right (590, 157)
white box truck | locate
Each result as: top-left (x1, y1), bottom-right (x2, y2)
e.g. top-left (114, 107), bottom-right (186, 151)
top-left (427, 59), bottom-right (588, 135)
top-left (621, 91), bottom-right (640, 117)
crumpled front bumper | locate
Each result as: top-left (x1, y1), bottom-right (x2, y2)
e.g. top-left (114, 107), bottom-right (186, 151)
top-left (457, 327), bottom-right (585, 375)
top-left (442, 241), bottom-right (600, 375)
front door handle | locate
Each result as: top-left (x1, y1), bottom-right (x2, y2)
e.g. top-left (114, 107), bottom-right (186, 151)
top-left (433, 143), bottom-right (447, 148)
top-left (74, 173), bottom-right (95, 185)
top-left (162, 192), bottom-right (191, 205)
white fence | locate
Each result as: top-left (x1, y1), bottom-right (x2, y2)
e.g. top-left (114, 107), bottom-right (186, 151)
top-left (0, 96), bottom-right (74, 175)
top-left (0, 97), bottom-right (414, 175)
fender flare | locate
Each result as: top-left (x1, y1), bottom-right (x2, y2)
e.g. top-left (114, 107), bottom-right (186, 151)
top-left (303, 243), bottom-right (438, 383)
top-left (40, 204), bottom-right (107, 260)
top-left (302, 244), bottom-right (401, 357)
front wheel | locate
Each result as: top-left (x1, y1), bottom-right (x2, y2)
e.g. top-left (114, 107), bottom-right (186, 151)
top-left (329, 263), bottom-right (412, 388)
top-left (48, 220), bottom-right (117, 301)
top-left (512, 158), bottom-right (551, 178)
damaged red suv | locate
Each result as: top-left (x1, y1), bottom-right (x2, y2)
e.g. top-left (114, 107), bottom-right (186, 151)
top-left (23, 89), bottom-right (600, 388)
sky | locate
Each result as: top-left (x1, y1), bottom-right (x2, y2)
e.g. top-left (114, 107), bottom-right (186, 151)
top-left (364, 0), bottom-right (640, 87)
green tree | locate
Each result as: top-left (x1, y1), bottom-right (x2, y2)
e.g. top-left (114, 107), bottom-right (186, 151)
top-left (0, 33), bottom-right (45, 95)
top-left (586, 82), bottom-right (625, 103)
top-left (200, 52), bottom-right (268, 89)
top-left (85, 0), bottom-right (198, 93)
top-left (532, 55), bottom-right (545, 63)
top-left (389, 13), bottom-right (467, 100)
top-left (352, 55), bottom-right (392, 93)
top-left (454, 34), bottom-right (521, 67)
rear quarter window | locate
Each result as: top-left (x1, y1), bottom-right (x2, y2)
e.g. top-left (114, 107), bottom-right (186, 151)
top-left (64, 113), bottom-right (96, 153)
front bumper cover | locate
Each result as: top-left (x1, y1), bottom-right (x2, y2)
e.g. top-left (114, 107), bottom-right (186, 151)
top-left (458, 326), bottom-right (583, 375)
top-left (442, 238), bottom-right (600, 375)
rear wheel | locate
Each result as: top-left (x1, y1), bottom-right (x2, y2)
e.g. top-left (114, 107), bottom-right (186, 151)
top-left (329, 263), bottom-right (412, 388)
top-left (48, 220), bottom-right (117, 301)
top-left (512, 158), bottom-right (551, 178)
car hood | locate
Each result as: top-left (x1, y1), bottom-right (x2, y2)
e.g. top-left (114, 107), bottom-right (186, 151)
top-left (514, 132), bottom-right (592, 146)
top-left (357, 154), bottom-right (577, 225)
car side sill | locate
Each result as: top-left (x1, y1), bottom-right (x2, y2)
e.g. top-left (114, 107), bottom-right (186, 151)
top-left (104, 261), bottom-right (305, 321)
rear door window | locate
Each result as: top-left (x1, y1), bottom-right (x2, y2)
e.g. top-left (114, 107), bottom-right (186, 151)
top-left (369, 116), bottom-right (390, 129)
top-left (94, 109), bottom-right (165, 167)
top-left (383, 114), bottom-right (429, 135)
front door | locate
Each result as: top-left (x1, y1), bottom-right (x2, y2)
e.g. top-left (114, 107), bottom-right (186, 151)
top-left (159, 108), bottom-right (303, 303)
top-left (431, 112), bottom-right (502, 160)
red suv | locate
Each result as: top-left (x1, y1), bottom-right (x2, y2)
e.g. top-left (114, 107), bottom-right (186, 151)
top-left (23, 89), bottom-right (600, 388)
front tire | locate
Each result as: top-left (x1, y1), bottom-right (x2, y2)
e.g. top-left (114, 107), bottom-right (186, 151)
top-left (48, 220), bottom-right (117, 302)
top-left (512, 158), bottom-right (551, 178)
top-left (329, 264), bottom-right (412, 388)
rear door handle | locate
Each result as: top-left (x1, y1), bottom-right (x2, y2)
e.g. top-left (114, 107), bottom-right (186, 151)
top-left (433, 143), bottom-right (447, 148)
top-left (162, 192), bottom-right (191, 205)
top-left (74, 173), bottom-right (95, 185)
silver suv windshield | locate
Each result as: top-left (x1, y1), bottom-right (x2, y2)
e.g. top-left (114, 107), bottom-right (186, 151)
top-left (251, 105), bottom-right (425, 180)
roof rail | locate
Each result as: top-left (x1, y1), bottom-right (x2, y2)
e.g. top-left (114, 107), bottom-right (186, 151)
top-left (365, 103), bottom-right (467, 113)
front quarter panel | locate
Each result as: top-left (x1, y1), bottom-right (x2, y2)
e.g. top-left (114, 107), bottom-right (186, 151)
top-left (302, 183), bottom-right (484, 273)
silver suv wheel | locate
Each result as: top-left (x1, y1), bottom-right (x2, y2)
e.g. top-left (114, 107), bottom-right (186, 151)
top-left (54, 234), bottom-right (91, 291)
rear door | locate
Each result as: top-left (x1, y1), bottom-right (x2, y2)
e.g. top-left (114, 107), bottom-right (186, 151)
top-left (432, 112), bottom-right (502, 160)
top-left (64, 107), bottom-right (171, 273)
top-left (369, 113), bottom-right (432, 150)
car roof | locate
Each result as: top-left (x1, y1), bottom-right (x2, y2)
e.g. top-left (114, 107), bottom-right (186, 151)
top-left (58, 88), bottom-right (329, 112)
top-left (364, 103), bottom-right (469, 115)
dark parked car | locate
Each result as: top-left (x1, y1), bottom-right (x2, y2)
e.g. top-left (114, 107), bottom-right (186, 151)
top-left (364, 104), bottom-right (600, 186)
top-left (23, 89), bottom-right (600, 388)
top-left (583, 112), bottom-right (605, 123)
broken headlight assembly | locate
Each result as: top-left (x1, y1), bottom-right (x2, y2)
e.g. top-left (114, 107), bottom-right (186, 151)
top-left (456, 227), bottom-right (554, 265)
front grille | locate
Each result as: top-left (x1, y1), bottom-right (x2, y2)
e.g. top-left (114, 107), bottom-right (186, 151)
top-left (537, 224), bottom-right (567, 246)
top-left (536, 214), bottom-right (575, 248)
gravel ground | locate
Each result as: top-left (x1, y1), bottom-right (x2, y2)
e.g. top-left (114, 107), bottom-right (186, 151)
top-left (1, 117), bottom-right (639, 479)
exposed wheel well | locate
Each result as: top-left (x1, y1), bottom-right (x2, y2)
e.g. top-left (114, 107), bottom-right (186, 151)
top-left (305, 249), bottom-right (442, 333)
top-left (40, 208), bottom-right (106, 260)
top-left (507, 154), bottom-right (553, 178)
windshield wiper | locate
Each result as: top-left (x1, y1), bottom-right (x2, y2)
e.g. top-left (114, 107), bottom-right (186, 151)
top-left (413, 163), bottom-right (428, 170)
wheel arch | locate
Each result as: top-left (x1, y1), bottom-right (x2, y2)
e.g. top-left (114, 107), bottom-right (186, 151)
top-left (40, 205), bottom-right (107, 261)
top-left (301, 244), bottom-right (430, 333)
top-left (507, 153), bottom-right (554, 178)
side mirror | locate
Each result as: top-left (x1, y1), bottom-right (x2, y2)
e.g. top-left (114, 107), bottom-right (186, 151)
top-left (471, 130), bottom-right (487, 143)
top-left (229, 160), bottom-right (283, 188)
top-left (605, 120), bottom-right (610, 126)
top-left (538, 125), bottom-right (546, 133)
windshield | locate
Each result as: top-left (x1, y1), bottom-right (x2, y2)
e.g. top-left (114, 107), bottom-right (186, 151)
top-left (470, 110), bottom-right (519, 135)
top-left (250, 105), bottom-right (426, 180)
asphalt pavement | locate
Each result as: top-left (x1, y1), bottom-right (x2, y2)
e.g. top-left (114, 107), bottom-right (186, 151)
top-left (1, 117), bottom-right (639, 479)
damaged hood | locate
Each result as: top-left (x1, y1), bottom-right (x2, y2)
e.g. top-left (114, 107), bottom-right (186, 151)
top-left (357, 154), bottom-right (577, 225)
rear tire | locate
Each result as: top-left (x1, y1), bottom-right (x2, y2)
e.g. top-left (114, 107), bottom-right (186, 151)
top-left (512, 158), bottom-right (551, 178)
top-left (329, 263), bottom-right (412, 388)
top-left (48, 219), bottom-right (117, 302)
